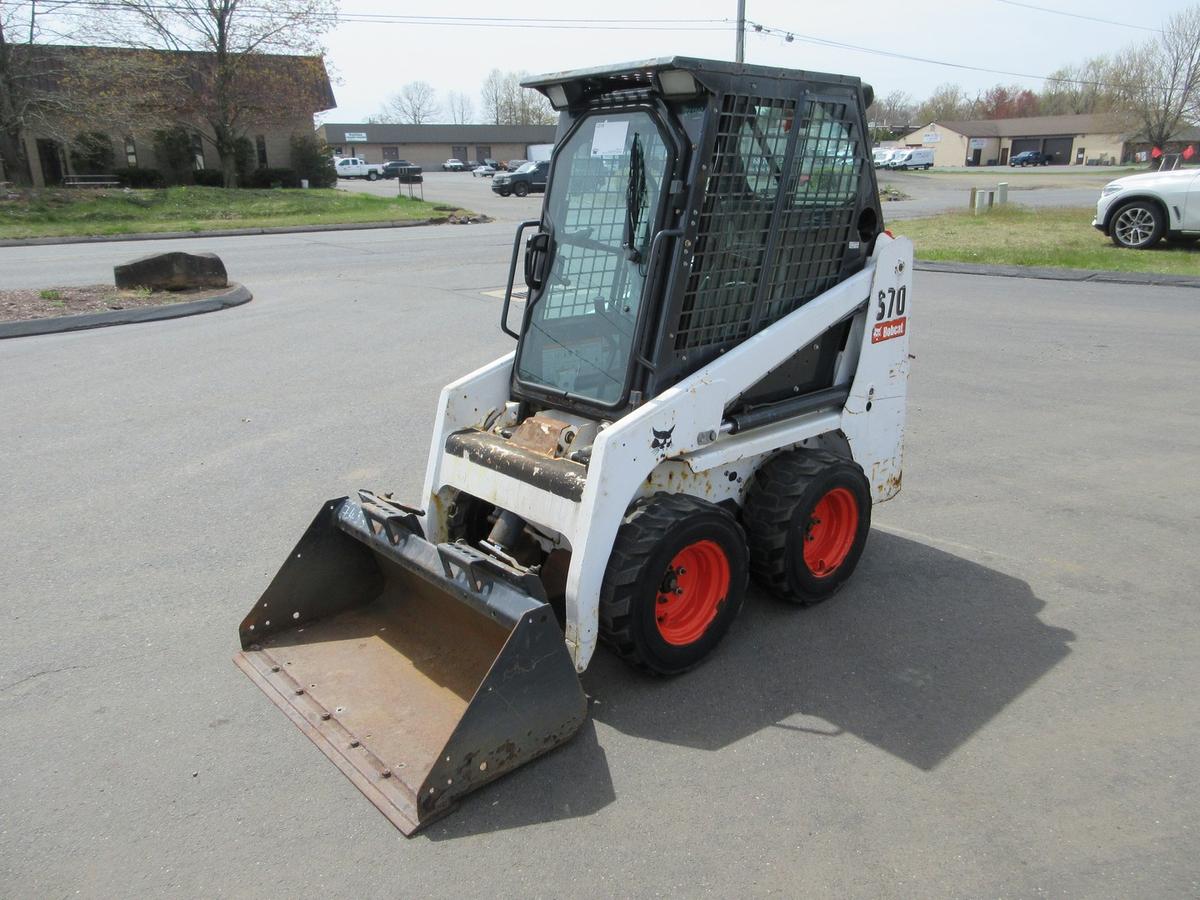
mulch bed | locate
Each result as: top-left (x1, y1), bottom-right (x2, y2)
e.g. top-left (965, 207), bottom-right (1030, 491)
top-left (0, 285), bottom-right (217, 323)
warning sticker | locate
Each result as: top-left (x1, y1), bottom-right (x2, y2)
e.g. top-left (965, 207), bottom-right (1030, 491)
top-left (590, 120), bottom-right (629, 157)
top-left (871, 317), bottom-right (907, 343)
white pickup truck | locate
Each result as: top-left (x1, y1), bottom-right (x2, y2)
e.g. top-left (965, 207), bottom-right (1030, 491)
top-left (334, 157), bottom-right (386, 181)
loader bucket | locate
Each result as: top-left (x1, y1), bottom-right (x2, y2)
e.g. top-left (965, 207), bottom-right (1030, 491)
top-left (234, 493), bottom-right (588, 835)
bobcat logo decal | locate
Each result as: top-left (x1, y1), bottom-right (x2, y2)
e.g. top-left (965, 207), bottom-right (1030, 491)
top-left (650, 425), bottom-right (675, 454)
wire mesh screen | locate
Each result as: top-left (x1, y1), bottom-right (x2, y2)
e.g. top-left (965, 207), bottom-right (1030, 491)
top-left (675, 94), bottom-right (795, 351)
top-left (760, 100), bottom-right (863, 326)
top-left (675, 95), bottom-right (865, 352)
top-left (540, 124), bottom-right (669, 321)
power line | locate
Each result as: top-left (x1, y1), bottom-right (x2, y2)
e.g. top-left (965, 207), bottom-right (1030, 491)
top-left (744, 18), bottom-right (1133, 90)
top-left (994, 0), bottom-right (1160, 34)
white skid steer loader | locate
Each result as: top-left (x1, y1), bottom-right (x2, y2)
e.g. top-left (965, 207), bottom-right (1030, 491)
top-left (235, 57), bottom-right (912, 834)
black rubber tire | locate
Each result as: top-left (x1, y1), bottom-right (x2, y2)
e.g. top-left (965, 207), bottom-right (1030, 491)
top-left (598, 493), bottom-right (748, 676)
top-left (1110, 200), bottom-right (1166, 249)
top-left (497, 188), bottom-right (511, 197)
top-left (513, 182), bottom-right (530, 197)
top-left (367, 171), bottom-right (379, 181)
top-left (743, 449), bottom-right (872, 605)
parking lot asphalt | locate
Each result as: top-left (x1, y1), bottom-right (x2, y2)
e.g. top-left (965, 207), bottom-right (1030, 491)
top-left (340, 166), bottom-right (1109, 224)
top-left (2, 225), bottom-right (1198, 898)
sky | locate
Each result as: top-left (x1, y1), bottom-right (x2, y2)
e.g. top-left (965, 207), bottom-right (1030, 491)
top-left (320, 0), bottom-right (1185, 122)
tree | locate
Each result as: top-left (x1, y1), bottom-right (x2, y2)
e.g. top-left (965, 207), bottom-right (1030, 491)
top-left (480, 69), bottom-right (555, 126)
top-left (1111, 5), bottom-right (1200, 152)
top-left (1039, 58), bottom-right (1124, 115)
top-left (915, 83), bottom-right (971, 124)
top-left (974, 84), bottom-right (1039, 120)
top-left (103, 0), bottom-right (338, 187)
top-left (377, 80), bottom-right (440, 124)
top-left (866, 89), bottom-right (914, 141)
top-left (70, 129), bottom-right (115, 173)
top-left (446, 90), bottom-right (474, 124)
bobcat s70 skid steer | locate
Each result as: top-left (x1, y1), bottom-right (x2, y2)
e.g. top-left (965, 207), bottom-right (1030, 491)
top-left (235, 57), bottom-right (912, 834)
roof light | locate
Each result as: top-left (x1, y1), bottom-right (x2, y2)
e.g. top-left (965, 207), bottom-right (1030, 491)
top-left (658, 70), bottom-right (698, 98)
top-left (545, 84), bottom-right (568, 109)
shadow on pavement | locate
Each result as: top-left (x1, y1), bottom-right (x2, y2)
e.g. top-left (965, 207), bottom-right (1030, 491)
top-left (427, 529), bottom-right (1074, 838)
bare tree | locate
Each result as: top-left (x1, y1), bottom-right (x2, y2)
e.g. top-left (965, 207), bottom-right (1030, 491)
top-left (377, 80), bottom-right (440, 125)
top-left (1039, 57), bottom-right (1125, 115)
top-left (915, 83), bottom-right (971, 124)
top-left (479, 69), bottom-right (554, 126)
top-left (446, 90), bottom-right (474, 125)
top-left (1112, 5), bottom-right (1200, 151)
top-left (101, 0), bottom-right (338, 186)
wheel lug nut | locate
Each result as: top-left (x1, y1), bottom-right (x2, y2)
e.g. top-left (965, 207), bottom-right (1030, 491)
top-left (677, 567), bottom-right (686, 575)
top-left (674, 587), bottom-right (684, 595)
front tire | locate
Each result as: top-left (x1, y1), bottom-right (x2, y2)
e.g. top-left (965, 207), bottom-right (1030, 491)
top-left (599, 494), bottom-right (748, 675)
top-left (744, 450), bottom-right (872, 604)
top-left (1110, 200), bottom-right (1165, 249)
top-left (367, 172), bottom-right (378, 181)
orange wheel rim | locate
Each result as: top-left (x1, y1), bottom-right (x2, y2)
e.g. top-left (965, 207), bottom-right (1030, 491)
top-left (803, 487), bottom-right (859, 577)
top-left (655, 540), bottom-right (730, 646)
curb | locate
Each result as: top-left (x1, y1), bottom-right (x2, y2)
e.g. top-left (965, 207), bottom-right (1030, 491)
top-left (0, 282), bottom-right (252, 339)
top-left (915, 259), bottom-right (1200, 289)
top-left (0, 218), bottom-right (440, 248)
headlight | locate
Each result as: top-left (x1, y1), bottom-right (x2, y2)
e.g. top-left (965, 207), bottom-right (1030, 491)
top-left (1101, 184), bottom-right (1123, 197)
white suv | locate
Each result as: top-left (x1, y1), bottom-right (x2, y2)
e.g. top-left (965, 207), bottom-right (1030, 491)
top-left (1093, 168), bottom-right (1200, 249)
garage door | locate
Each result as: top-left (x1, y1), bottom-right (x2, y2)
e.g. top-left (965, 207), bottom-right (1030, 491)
top-left (1042, 137), bottom-right (1073, 164)
top-left (1011, 138), bottom-right (1041, 156)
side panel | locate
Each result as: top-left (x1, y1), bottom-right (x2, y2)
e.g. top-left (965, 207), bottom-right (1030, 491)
top-left (840, 237), bottom-right (913, 501)
top-left (420, 352), bottom-right (515, 541)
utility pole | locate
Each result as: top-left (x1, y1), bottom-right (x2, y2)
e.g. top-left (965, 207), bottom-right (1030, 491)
top-left (735, 0), bottom-right (745, 64)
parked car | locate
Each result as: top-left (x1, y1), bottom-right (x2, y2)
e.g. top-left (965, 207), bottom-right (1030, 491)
top-left (504, 159), bottom-right (528, 172)
top-left (1009, 150), bottom-right (1051, 167)
top-left (472, 163), bottom-right (497, 178)
top-left (382, 160), bottom-right (422, 180)
top-left (442, 159), bottom-right (466, 171)
top-left (886, 148), bottom-right (933, 170)
top-left (872, 148), bottom-right (898, 168)
top-left (334, 157), bottom-right (387, 180)
top-left (491, 160), bottom-right (550, 197)
top-left (1093, 168), bottom-right (1200, 249)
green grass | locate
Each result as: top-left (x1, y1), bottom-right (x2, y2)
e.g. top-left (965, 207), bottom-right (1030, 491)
top-left (892, 205), bottom-right (1200, 275)
top-left (0, 186), bottom-right (464, 239)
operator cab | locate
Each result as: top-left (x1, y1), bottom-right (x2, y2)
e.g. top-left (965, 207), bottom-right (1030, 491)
top-left (509, 57), bottom-right (883, 419)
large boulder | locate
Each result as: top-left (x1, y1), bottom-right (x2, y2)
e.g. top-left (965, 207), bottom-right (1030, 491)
top-left (114, 251), bottom-right (228, 291)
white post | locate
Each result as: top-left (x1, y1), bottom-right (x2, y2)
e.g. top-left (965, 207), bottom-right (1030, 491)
top-left (997, 182), bottom-right (1008, 205)
top-left (974, 190), bottom-right (988, 216)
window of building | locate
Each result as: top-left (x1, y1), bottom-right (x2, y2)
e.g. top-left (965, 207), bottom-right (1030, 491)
top-left (330, 145), bottom-right (343, 156)
top-left (191, 133), bottom-right (205, 170)
top-left (124, 136), bottom-right (137, 167)
top-left (255, 135), bottom-right (268, 167)
top-left (451, 144), bottom-right (468, 161)
top-left (382, 145), bottom-right (399, 161)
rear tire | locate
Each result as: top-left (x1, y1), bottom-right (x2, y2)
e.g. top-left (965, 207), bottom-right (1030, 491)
top-left (513, 182), bottom-right (530, 197)
top-left (743, 449), bottom-right (871, 605)
top-left (599, 493), bottom-right (748, 675)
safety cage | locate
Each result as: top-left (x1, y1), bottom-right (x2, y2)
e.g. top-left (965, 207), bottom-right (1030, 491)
top-left (509, 57), bottom-right (883, 419)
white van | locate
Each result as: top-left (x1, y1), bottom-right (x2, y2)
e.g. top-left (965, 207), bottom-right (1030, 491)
top-left (872, 147), bottom-right (898, 167)
top-left (886, 148), bottom-right (934, 170)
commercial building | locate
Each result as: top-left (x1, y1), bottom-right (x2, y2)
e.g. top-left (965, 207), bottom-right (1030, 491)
top-left (317, 123), bottom-right (557, 169)
top-left (899, 113), bottom-right (1134, 167)
top-left (1, 44), bottom-right (335, 188)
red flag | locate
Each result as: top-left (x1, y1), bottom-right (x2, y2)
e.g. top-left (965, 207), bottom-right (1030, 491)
top-left (1151, 146), bottom-right (1163, 158)
top-left (1184, 145), bottom-right (1196, 160)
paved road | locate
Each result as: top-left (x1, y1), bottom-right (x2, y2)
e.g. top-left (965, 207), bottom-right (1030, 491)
top-left (340, 170), bottom-right (543, 222)
top-left (2, 226), bottom-right (1198, 898)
